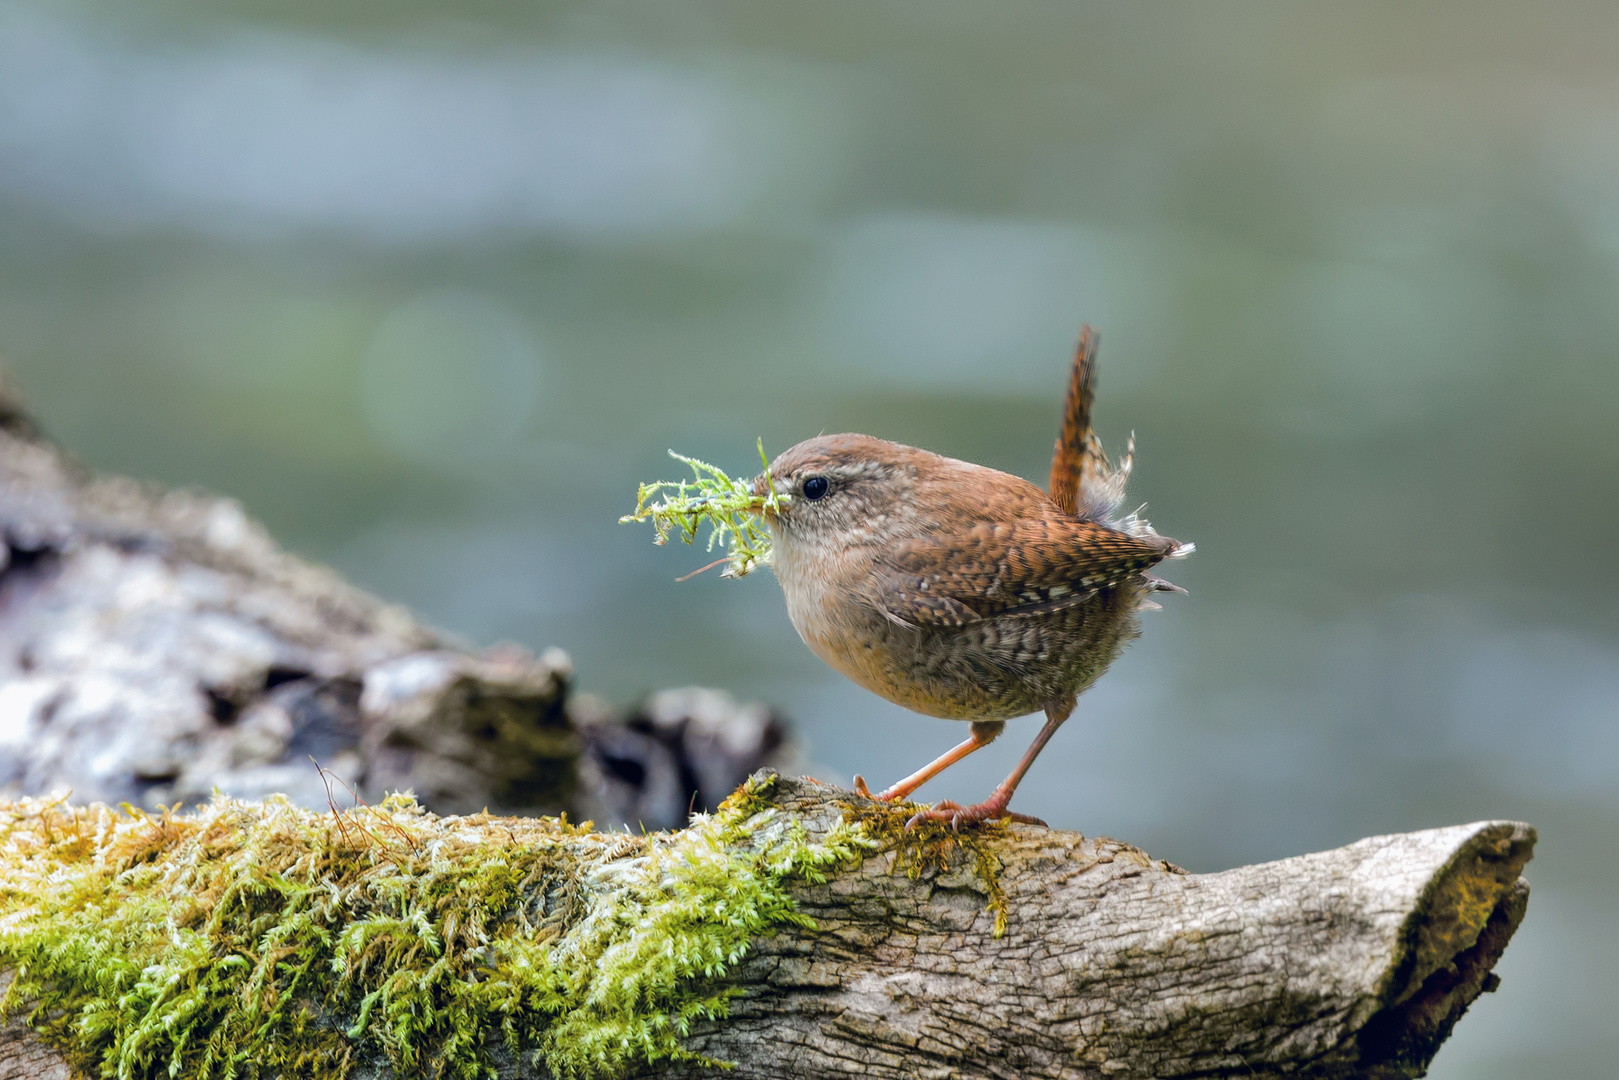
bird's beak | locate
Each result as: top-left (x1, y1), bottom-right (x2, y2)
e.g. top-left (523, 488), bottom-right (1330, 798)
top-left (752, 472), bottom-right (790, 518)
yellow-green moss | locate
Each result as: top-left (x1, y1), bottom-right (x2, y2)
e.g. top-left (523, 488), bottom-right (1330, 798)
top-left (840, 800), bottom-right (1012, 938)
top-left (0, 776), bottom-right (871, 1080)
top-left (619, 442), bottom-right (785, 579)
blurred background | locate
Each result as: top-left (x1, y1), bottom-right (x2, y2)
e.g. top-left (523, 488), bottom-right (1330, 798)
top-left (1, 1), bottom-right (1615, 1073)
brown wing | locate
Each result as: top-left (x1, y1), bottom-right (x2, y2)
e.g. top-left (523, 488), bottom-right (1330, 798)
top-left (869, 519), bottom-right (1176, 628)
top-left (1048, 326), bottom-right (1110, 518)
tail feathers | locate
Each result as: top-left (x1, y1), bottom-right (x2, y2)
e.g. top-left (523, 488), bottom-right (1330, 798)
top-left (1076, 431), bottom-right (1114, 515)
top-left (1048, 327), bottom-right (1101, 516)
top-left (1139, 572), bottom-right (1188, 613)
top-left (1049, 327), bottom-right (1195, 574)
top-left (1081, 433), bottom-right (1134, 522)
top-left (1049, 327), bottom-right (1136, 521)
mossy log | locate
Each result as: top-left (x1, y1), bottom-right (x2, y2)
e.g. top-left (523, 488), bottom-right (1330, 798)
top-left (0, 773), bottom-right (1532, 1080)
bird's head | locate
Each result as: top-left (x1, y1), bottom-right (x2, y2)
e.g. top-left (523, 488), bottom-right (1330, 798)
top-left (753, 434), bottom-right (926, 554)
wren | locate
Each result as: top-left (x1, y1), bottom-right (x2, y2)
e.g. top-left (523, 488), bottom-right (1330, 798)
top-left (754, 328), bottom-right (1190, 827)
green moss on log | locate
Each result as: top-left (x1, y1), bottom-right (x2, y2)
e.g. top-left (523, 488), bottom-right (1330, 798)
top-left (838, 799), bottom-right (1012, 938)
top-left (0, 775), bottom-right (871, 1079)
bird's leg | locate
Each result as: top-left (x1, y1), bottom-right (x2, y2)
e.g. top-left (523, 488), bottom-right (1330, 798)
top-left (853, 720), bottom-right (1004, 803)
top-left (905, 700), bottom-right (1075, 829)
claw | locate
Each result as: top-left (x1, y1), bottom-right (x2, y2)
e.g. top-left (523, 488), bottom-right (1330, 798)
top-left (905, 799), bottom-right (964, 831)
top-left (903, 798), bottom-right (1048, 831)
top-left (852, 774), bottom-right (875, 799)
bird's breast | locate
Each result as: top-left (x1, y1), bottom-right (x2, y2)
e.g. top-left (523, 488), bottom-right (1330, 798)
top-left (771, 530), bottom-right (989, 716)
top-left (771, 531), bottom-right (863, 650)
top-left (770, 523), bottom-right (1149, 721)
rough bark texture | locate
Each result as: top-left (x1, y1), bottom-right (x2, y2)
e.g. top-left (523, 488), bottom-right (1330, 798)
top-left (0, 370), bottom-right (792, 830)
top-left (0, 972), bottom-right (69, 1080)
top-left (0, 775), bottom-right (1533, 1079)
top-left (678, 781), bottom-right (1533, 1080)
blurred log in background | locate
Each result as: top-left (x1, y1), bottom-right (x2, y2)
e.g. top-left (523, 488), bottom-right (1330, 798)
top-left (0, 370), bottom-right (796, 830)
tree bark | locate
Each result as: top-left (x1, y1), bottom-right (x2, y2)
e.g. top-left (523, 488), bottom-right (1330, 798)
top-left (0, 973), bottom-right (70, 1080)
top-left (0, 369), bottom-right (793, 831)
top-left (683, 780), bottom-right (1532, 1080)
top-left (0, 775), bottom-right (1533, 1080)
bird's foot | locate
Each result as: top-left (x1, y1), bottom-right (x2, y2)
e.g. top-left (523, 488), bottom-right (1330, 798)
top-left (853, 775), bottom-right (900, 802)
top-left (905, 798), bottom-right (1046, 831)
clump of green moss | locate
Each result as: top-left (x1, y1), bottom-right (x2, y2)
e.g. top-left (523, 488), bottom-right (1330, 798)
top-left (0, 775), bottom-right (870, 1080)
top-left (619, 442), bottom-right (785, 578)
top-left (840, 800), bottom-right (1012, 938)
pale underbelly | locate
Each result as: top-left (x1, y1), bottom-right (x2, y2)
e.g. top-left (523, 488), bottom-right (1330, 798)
top-left (796, 586), bottom-right (1144, 721)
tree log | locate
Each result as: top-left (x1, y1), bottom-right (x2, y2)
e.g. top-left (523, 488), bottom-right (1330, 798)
top-left (689, 780), bottom-right (1533, 1080)
top-left (0, 774), bottom-right (1532, 1080)
top-left (0, 368), bottom-right (793, 830)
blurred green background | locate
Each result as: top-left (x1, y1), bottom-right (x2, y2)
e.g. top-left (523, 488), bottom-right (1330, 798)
top-left (2, 2), bottom-right (1616, 1074)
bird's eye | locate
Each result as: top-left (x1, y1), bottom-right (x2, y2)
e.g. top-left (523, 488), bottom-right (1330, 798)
top-left (801, 476), bottom-right (829, 501)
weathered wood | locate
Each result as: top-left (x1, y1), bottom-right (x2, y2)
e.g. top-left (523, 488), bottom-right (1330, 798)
top-left (0, 972), bottom-right (69, 1080)
top-left (682, 780), bottom-right (1532, 1080)
top-left (0, 775), bottom-right (1532, 1080)
top-left (0, 369), bottom-right (792, 830)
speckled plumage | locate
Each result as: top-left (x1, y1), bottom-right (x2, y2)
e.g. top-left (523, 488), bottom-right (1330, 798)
top-left (762, 436), bottom-right (1173, 721)
top-left (755, 329), bottom-right (1189, 823)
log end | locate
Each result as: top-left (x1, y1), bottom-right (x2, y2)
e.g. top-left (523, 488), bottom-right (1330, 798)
top-left (1355, 821), bottom-right (1535, 1078)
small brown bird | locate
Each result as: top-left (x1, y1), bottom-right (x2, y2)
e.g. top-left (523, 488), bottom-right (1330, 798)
top-left (755, 328), bottom-right (1190, 827)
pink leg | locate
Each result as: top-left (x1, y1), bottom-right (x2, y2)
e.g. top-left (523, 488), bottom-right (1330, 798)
top-left (854, 720), bottom-right (1004, 802)
top-left (906, 700), bottom-right (1075, 830)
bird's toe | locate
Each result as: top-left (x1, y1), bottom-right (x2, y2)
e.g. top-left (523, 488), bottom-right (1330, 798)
top-left (904, 799), bottom-right (1047, 831)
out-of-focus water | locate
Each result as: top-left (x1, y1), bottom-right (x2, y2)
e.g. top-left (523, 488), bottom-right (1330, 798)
top-left (2, 2), bottom-right (1616, 1073)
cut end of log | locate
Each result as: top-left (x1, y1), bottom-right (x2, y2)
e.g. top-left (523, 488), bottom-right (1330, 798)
top-left (1357, 821), bottom-right (1535, 1078)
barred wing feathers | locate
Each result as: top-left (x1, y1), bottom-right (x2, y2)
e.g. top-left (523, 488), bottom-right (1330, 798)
top-left (870, 519), bottom-right (1177, 629)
